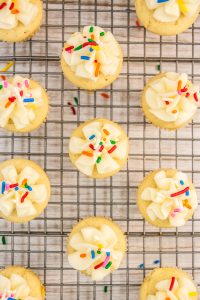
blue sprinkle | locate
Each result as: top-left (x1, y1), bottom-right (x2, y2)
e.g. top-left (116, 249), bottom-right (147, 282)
top-left (23, 98), bottom-right (34, 103)
top-left (15, 187), bottom-right (19, 191)
top-left (89, 134), bottom-right (95, 140)
top-left (91, 250), bottom-right (95, 259)
top-left (106, 252), bottom-right (110, 256)
top-left (89, 47), bottom-right (94, 52)
top-left (153, 259), bottom-right (160, 265)
top-left (1, 181), bottom-right (5, 194)
top-left (180, 180), bottom-right (184, 185)
top-left (80, 56), bottom-right (90, 60)
top-left (157, 0), bottom-right (169, 2)
top-left (8, 298), bottom-right (17, 300)
top-left (138, 263), bottom-right (144, 269)
top-left (26, 185), bottom-right (32, 191)
top-left (186, 190), bottom-right (190, 196)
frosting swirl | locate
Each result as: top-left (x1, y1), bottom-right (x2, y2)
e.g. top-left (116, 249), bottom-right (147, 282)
top-left (141, 170), bottom-right (197, 227)
top-left (0, 164), bottom-right (47, 218)
top-left (69, 120), bottom-right (128, 177)
top-left (146, 276), bottom-right (198, 300)
top-left (145, 0), bottom-right (200, 23)
top-left (0, 0), bottom-right (38, 30)
top-left (0, 273), bottom-right (39, 300)
top-left (145, 72), bottom-right (199, 126)
top-left (62, 26), bottom-right (121, 81)
top-left (0, 75), bottom-right (43, 130)
top-left (68, 224), bottom-right (123, 281)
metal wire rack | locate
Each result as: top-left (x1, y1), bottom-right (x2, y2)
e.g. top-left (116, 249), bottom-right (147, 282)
top-left (0, 0), bottom-right (200, 299)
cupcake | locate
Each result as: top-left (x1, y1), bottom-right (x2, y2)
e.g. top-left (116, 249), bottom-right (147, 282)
top-left (61, 25), bottom-right (123, 90)
top-left (0, 75), bottom-right (48, 133)
top-left (68, 118), bottom-right (128, 179)
top-left (142, 72), bottom-right (199, 130)
top-left (0, 265), bottom-right (45, 299)
top-left (137, 169), bottom-right (197, 228)
top-left (67, 216), bottom-right (126, 281)
top-left (140, 267), bottom-right (198, 300)
top-left (135, 0), bottom-right (200, 36)
top-left (0, 158), bottom-right (51, 223)
top-left (0, 0), bottom-right (43, 42)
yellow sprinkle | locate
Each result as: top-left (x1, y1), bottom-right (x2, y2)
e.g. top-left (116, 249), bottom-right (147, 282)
top-left (177, 0), bottom-right (188, 14)
top-left (98, 243), bottom-right (104, 249)
top-left (0, 61), bottom-right (14, 72)
top-left (92, 45), bottom-right (100, 51)
top-left (188, 291), bottom-right (198, 297)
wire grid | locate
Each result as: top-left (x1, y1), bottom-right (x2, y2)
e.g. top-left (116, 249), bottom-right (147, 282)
top-left (0, 0), bottom-right (200, 299)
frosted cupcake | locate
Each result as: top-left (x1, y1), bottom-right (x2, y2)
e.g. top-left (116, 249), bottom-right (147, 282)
top-left (67, 216), bottom-right (126, 281)
top-left (0, 0), bottom-right (43, 42)
top-left (61, 25), bottom-right (123, 90)
top-left (142, 72), bottom-right (199, 130)
top-left (140, 267), bottom-right (198, 300)
top-left (0, 158), bottom-right (51, 223)
top-left (137, 169), bottom-right (197, 228)
top-left (0, 75), bottom-right (48, 133)
top-left (69, 118), bottom-right (128, 179)
top-left (0, 265), bottom-right (45, 300)
top-left (135, 0), bottom-right (200, 36)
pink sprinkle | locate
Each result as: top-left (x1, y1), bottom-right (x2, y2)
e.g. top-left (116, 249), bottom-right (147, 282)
top-left (24, 79), bottom-right (29, 88)
top-left (174, 208), bottom-right (181, 213)
top-left (178, 91), bottom-right (182, 95)
top-left (102, 255), bottom-right (110, 267)
top-left (5, 183), bottom-right (9, 191)
top-left (171, 212), bottom-right (176, 218)
top-left (10, 293), bottom-right (15, 297)
top-left (4, 81), bottom-right (8, 88)
top-left (17, 82), bottom-right (22, 88)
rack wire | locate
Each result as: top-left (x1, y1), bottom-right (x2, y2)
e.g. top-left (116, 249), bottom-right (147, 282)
top-left (0, 0), bottom-right (200, 299)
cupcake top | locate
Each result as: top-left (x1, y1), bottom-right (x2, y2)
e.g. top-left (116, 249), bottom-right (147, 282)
top-left (62, 25), bottom-right (121, 81)
top-left (0, 163), bottom-right (47, 219)
top-left (145, 0), bottom-right (200, 23)
top-left (0, 75), bottom-right (44, 131)
top-left (0, 0), bottom-right (38, 29)
top-left (68, 223), bottom-right (124, 281)
top-left (0, 272), bottom-right (39, 300)
top-left (69, 119), bottom-right (128, 178)
top-left (140, 170), bottom-right (197, 227)
top-left (146, 275), bottom-right (198, 300)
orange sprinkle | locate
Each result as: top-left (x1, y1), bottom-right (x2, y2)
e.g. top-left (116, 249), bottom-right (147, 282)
top-left (91, 34), bottom-right (95, 40)
top-left (172, 110), bottom-right (177, 114)
top-left (82, 151), bottom-right (93, 157)
top-left (165, 298), bottom-right (171, 300)
top-left (183, 199), bottom-right (192, 209)
top-left (103, 128), bottom-right (110, 136)
top-left (95, 62), bottom-right (101, 77)
top-left (177, 80), bottom-right (182, 91)
top-left (80, 253), bottom-right (87, 258)
top-left (5, 101), bottom-right (12, 108)
top-left (11, 8), bottom-right (19, 14)
top-left (21, 178), bottom-right (27, 186)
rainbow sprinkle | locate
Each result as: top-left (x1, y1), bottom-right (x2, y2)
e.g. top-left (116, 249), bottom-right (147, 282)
top-left (89, 26), bottom-right (94, 32)
top-left (81, 56), bottom-right (90, 60)
top-left (0, 61), bottom-right (14, 72)
top-left (1, 236), bottom-right (6, 245)
top-left (89, 134), bottom-right (95, 140)
top-left (96, 157), bottom-right (102, 164)
top-left (91, 250), bottom-right (95, 259)
top-left (23, 98), bottom-right (34, 103)
top-left (100, 32), bottom-right (105, 36)
top-left (177, 0), bottom-right (188, 14)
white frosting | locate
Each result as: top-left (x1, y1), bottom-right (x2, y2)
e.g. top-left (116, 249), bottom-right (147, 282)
top-left (69, 121), bottom-right (128, 177)
top-left (145, 0), bottom-right (200, 23)
top-left (68, 224), bottom-right (123, 281)
top-left (0, 0), bottom-right (38, 30)
top-left (145, 72), bottom-right (199, 126)
top-left (0, 164), bottom-right (47, 218)
top-left (0, 75), bottom-right (43, 130)
top-left (0, 273), bottom-right (39, 300)
top-left (146, 276), bottom-right (198, 300)
top-left (62, 26), bottom-right (121, 81)
top-left (141, 170), bottom-right (197, 227)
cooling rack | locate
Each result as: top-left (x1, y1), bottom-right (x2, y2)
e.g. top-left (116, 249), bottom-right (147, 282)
top-left (0, 0), bottom-right (200, 299)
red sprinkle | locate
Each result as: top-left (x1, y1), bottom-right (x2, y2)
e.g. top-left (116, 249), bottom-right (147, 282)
top-left (185, 92), bottom-right (190, 98)
top-left (67, 102), bottom-right (76, 115)
top-left (108, 145), bottom-right (117, 154)
top-left (65, 45), bottom-right (74, 52)
top-left (9, 2), bottom-right (14, 10)
top-left (89, 144), bottom-right (95, 150)
top-left (169, 276), bottom-right (175, 291)
top-left (94, 261), bottom-right (104, 270)
top-left (136, 19), bottom-right (140, 28)
top-left (165, 101), bottom-right (170, 105)
top-left (170, 186), bottom-right (189, 198)
top-left (0, 2), bottom-right (6, 10)
top-left (8, 96), bottom-right (16, 103)
top-left (193, 92), bottom-right (198, 102)
top-left (100, 93), bottom-right (110, 99)
top-left (99, 145), bottom-right (104, 152)
top-left (20, 90), bottom-right (23, 97)
top-left (180, 87), bottom-right (188, 93)
top-left (9, 183), bottom-right (18, 188)
top-left (82, 42), bottom-right (97, 48)
top-left (21, 191), bottom-right (29, 203)
top-left (1, 75), bottom-right (6, 81)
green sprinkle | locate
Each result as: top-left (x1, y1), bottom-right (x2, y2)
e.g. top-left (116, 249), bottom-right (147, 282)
top-left (74, 44), bottom-right (83, 51)
top-left (104, 286), bottom-right (108, 293)
top-left (110, 140), bottom-right (116, 144)
top-left (24, 183), bottom-right (28, 188)
top-left (100, 32), bottom-right (105, 36)
top-left (2, 236), bottom-right (6, 245)
top-left (74, 97), bottom-right (78, 106)
top-left (99, 141), bottom-right (103, 145)
top-left (156, 64), bottom-right (161, 71)
top-left (89, 26), bottom-right (94, 32)
top-left (88, 38), bottom-right (95, 42)
top-left (96, 157), bottom-right (102, 164)
top-left (105, 261), bottom-right (112, 269)
top-left (0, 85), bottom-right (3, 90)
top-left (97, 250), bottom-right (101, 254)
